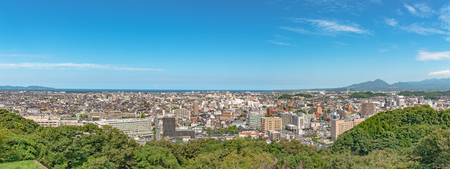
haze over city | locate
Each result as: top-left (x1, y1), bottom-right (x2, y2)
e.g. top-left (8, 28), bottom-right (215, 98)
top-left (1, 0), bottom-right (450, 90)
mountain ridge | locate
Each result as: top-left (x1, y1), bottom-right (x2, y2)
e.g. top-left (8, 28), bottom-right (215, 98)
top-left (306, 78), bottom-right (450, 92)
top-left (0, 85), bottom-right (55, 90)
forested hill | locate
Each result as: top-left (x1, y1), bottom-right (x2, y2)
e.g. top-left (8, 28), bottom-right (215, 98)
top-left (399, 90), bottom-right (450, 100)
top-left (332, 105), bottom-right (450, 168)
top-left (1, 108), bottom-right (449, 168)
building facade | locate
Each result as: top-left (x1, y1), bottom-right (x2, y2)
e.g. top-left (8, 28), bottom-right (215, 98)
top-left (248, 113), bottom-right (265, 127)
top-left (23, 115), bottom-right (84, 127)
top-left (331, 118), bottom-right (365, 140)
top-left (361, 103), bottom-right (374, 116)
top-left (278, 112), bottom-right (292, 127)
top-left (261, 117), bottom-right (282, 133)
top-left (174, 108), bottom-right (190, 120)
top-left (95, 118), bottom-right (153, 138)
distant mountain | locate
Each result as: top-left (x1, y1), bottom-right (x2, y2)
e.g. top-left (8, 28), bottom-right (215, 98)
top-left (347, 79), bottom-right (390, 91)
top-left (0, 85), bottom-right (55, 90)
top-left (308, 78), bottom-right (450, 92)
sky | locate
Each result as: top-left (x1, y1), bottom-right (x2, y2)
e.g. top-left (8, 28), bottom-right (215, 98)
top-left (1, 0), bottom-right (450, 90)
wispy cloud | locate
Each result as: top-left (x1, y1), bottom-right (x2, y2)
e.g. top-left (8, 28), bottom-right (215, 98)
top-left (283, 18), bottom-right (372, 36)
top-left (416, 51), bottom-right (450, 61)
top-left (0, 63), bottom-right (164, 71)
top-left (307, 19), bottom-right (371, 34)
top-left (404, 3), bottom-right (435, 18)
top-left (267, 40), bottom-right (295, 46)
top-left (429, 70), bottom-right (450, 75)
top-left (385, 20), bottom-right (450, 39)
top-left (400, 23), bottom-right (447, 35)
top-left (0, 54), bottom-right (51, 58)
top-left (439, 5), bottom-right (450, 31)
top-left (384, 18), bottom-right (398, 26)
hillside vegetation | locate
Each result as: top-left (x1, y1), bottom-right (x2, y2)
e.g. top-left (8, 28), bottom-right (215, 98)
top-left (0, 160), bottom-right (46, 169)
top-left (1, 108), bottom-right (449, 168)
top-left (399, 90), bottom-right (450, 100)
top-left (278, 93), bottom-right (312, 99)
top-left (349, 91), bottom-right (387, 98)
top-left (332, 105), bottom-right (450, 168)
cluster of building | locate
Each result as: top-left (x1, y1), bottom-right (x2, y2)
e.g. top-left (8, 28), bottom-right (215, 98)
top-left (1, 90), bottom-right (447, 146)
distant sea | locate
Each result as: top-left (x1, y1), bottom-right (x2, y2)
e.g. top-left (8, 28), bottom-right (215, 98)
top-left (0, 88), bottom-right (273, 93)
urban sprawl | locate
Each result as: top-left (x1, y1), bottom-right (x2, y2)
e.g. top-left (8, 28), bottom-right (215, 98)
top-left (0, 90), bottom-right (443, 147)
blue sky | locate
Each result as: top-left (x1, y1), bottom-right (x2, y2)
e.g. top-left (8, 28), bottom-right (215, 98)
top-left (1, 0), bottom-right (450, 90)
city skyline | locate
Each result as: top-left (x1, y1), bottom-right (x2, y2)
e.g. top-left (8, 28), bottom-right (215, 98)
top-left (1, 0), bottom-right (450, 90)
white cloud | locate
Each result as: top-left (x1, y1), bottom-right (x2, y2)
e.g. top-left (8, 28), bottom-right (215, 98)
top-left (439, 5), bottom-right (450, 31)
top-left (400, 23), bottom-right (447, 35)
top-left (384, 18), bottom-right (398, 26)
top-left (404, 3), bottom-right (435, 18)
top-left (267, 40), bottom-right (295, 46)
top-left (0, 63), bottom-right (164, 71)
top-left (307, 19), bottom-right (371, 34)
top-left (428, 70), bottom-right (450, 75)
top-left (284, 18), bottom-right (372, 36)
top-left (404, 3), bottom-right (417, 14)
top-left (416, 51), bottom-right (450, 61)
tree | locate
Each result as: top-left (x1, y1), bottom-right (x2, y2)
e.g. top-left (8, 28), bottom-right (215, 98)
top-left (82, 156), bottom-right (117, 169)
top-left (133, 146), bottom-right (179, 169)
top-left (412, 129), bottom-right (450, 168)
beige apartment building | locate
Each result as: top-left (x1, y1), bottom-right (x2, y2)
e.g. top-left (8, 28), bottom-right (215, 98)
top-left (23, 115), bottom-right (84, 127)
top-left (261, 117), bottom-right (282, 133)
top-left (331, 118), bottom-right (365, 140)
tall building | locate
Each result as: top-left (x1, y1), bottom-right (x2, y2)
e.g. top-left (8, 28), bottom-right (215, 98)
top-left (248, 112), bottom-right (265, 127)
top-left (174, 108), bottom-right (190, 120)
top-left (292, 113), bottom-right (305, 129)
top-left (361, 103), bottom-right (374, 116)
top-left (331, 118), bottom-right (364, 140)
top-left (277, 100), bottom-right (282, 106)
top-left (277, 112), bottom-right (292, 127)
top-left (163, 117), bottom-right (176, 137)
top-left (193, 102), bottom-right (199, 116)
top-left (163, 117), bottom-right (195, 138)
top-left (261, 117), bottom-right (282, 133)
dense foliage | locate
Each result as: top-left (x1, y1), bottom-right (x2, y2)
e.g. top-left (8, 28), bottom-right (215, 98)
top-left (1, 107), bottom-right (449, 168)
top-left (399, 90), bottom-right (450, 100)
top-left (332, 105), bottom-right (450, 168)
top-left (349, 91), bottom-right (387, 98)
top-left (278, 93), bottom-right (312, 99)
